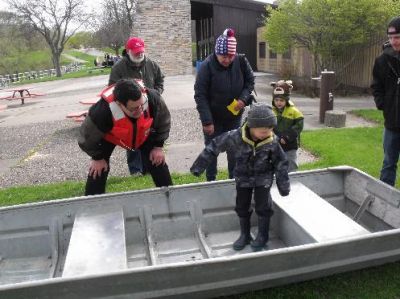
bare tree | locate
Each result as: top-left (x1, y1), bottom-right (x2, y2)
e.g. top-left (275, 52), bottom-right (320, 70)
top-left (96, 0), bottom-right (137, 55)
top-left (7, 0), bottom-right (88, 76)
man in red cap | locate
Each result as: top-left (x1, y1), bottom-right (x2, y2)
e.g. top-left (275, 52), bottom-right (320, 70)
top-left (109, 37), bottom-right (165, 176)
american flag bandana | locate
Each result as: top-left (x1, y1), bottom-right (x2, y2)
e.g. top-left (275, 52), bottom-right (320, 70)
top-left (215, 28), bottom-right (237, 55)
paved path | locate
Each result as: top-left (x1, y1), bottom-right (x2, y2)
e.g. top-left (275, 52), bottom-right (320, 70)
top-left (61, 53), bottom-right (87, 64)
top-left (0, 73), bottom-right (377, 188)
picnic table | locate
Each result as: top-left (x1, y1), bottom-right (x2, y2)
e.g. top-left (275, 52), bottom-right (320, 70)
top-left (0, 86), bottom-right (45, 105)
top-left (66, 97), bottom-right (99, 122)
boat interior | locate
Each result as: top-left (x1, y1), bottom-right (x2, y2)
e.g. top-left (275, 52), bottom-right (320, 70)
top-left (0, 167), bottom-right (399, 287)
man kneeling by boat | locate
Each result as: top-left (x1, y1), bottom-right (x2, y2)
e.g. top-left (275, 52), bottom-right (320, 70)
top-left (191, 103), bottom-right (290, 251)
top-left (78, 78), bottom-right (173, 195)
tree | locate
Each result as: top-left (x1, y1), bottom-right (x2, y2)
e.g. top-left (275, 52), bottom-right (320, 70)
top-left (0, 11), bottom-right (47, 74)
top-left (264, 0), bottom-right (400, 76)
top-left (67, 31), bottom-right (96, 49)
top-left (95, 0), bottom-right (137, 55)
top-left (6, 0), bottom-right (88, 77)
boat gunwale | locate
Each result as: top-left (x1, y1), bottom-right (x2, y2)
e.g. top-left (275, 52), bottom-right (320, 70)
top-left (1, 165), bottom-right (389, 214)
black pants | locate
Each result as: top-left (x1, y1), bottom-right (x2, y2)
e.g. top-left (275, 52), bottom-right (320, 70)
top-left (85, 141), bottom-right (173, 195)
top-left (235, 185), bottom-right (274, 218)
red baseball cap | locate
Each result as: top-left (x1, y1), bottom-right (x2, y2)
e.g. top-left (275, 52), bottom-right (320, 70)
top-left (125, 37), bottom-right (145, 54)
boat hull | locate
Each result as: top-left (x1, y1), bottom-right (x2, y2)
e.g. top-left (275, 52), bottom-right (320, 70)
top-left (1, 166), bottom-right (399, 298)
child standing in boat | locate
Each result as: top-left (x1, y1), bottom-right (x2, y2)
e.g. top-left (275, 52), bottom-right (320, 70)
top-left (190, 103), bottom-right (290, 251)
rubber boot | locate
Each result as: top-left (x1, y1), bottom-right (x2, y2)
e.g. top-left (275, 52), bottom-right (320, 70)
top-left (233, 217), bottom-right (252, 251)
top-left (250, 216), bottom-right (270, 251)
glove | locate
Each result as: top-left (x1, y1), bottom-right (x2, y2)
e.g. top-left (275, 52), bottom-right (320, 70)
top-left (191, 168), bottom-right (202, 177)
top-left (279, 188), bottom-right (290, 197)
top-left (190, 156), bottom-right (208, 177)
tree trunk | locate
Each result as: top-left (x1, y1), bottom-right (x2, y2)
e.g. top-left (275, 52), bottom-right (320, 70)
top-left (52, 53), bottom-right (62, 77)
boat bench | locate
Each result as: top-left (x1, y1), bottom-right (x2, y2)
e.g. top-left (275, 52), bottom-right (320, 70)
top-left (272, 182), bottom-right (370, 242)
top-left (62, 206), bottom-right (127, 277)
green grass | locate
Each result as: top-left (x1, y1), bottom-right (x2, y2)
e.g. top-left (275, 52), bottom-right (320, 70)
top-left (299, 109), bottom-right (395, 185)
top-left (64, 50), bottom-right (98, 67)
top-left (3, 49), bottom-right (110, 86)
top-left (0, 172), bottom-right (222, 206)
top-left (1, 108), bottom-right (400, 298)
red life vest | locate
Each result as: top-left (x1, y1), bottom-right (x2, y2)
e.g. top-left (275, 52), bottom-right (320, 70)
top-left (101, 84), bottom-right (153, 150)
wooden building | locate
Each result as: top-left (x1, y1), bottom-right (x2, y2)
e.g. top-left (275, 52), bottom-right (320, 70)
top-left (191, 0), bottom-right (269, 70)
top-left (134, 0), bottom-right (269, 75)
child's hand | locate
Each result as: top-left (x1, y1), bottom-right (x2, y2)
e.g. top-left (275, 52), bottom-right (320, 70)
top-left (279, 188), bottom-right (290, 197)
top-left (190, 156), bottom-right (208, 177)
top-left (191, 169), bottom-right (202, 177)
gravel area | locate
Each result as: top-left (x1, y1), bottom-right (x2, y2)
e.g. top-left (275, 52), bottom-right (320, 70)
top-left (0, 107), bottom-right (318, 189)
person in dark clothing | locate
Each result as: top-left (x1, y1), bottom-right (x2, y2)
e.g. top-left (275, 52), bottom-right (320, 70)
top-left (371, 16), bottom-right (400, 186)
top-left (191, 103), bottom-right (290, 251)
top-left (194, 28), bottom-right (255, 181)
top-left (78, 79), bottom-right (172, 195)
top-left (109, 37), bottom-right (165, 176)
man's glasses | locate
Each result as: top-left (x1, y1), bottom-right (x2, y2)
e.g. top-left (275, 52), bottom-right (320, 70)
top-left (130, 98), bottom-right (148, 113)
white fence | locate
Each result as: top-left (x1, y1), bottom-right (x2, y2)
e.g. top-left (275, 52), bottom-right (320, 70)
top-left (0, 63), bottom-right (88, 88)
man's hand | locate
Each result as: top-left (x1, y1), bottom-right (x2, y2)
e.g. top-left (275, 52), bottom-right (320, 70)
top-left (234, 99), bottom-right (245, 111)
top-left (203, 124), bottom-right (214, 135)
top-left (149, 147), bottom-right (166, 166)
top-left (280, 138), bottom-right (286, 145)
top-left (88, 159), bottom-right (108, 179)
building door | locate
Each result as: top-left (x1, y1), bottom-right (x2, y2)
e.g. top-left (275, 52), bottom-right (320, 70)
top-left (191, 1), bottom-right (214, 64)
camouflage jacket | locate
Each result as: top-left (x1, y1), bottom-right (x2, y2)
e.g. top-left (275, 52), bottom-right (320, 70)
top-left (190, 122), bottom-right (290, 194)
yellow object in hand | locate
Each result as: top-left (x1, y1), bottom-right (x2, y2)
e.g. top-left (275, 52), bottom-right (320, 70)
top-left (227, 99), bottom-right (240, 115)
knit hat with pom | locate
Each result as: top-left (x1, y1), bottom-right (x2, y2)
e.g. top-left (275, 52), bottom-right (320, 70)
top-left (271, 80), bottom-right (293, 101)
top-left (215, 28), bottom-right (237, 55)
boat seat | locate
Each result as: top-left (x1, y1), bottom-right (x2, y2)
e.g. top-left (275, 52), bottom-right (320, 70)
top-left (62, 206), bottom-right (127, 277)
top-left (271, 182), bottom-right (370, 242)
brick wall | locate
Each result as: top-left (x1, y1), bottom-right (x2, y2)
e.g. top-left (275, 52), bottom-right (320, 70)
top-left (133, 0), bottom-right (193, 76)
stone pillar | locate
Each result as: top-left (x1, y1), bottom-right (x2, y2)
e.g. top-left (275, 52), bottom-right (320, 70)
top-left (325, 110), bottom-right (346, 128)
top-left (133, 0), bottom-right (193, 76)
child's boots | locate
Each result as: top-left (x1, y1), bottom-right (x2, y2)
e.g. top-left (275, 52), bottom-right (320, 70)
top-left (233, 217), bottom-right (252, 250)
top-left (250, 216), bottom-right (270, 251)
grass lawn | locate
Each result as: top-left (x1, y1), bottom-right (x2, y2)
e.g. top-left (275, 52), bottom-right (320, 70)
top-left (0, 109), bottom-right (399, 298)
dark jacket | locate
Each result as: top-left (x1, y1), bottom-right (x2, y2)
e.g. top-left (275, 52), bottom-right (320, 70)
top-left (371, 44), bottom-right (400, 130)
top-left (109, 55), bottom-right (164, 94)
top-left (78, 89), bottom-right (171, 160)
top-left (190, 123), bottom-right (290, 194)
top-left (194, 53), bottom-right (255, 125)
top-left (272, 101), bottom-right (304, 151)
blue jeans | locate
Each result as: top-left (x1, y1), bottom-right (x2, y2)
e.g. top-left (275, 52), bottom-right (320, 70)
top-left (380, 128), bottom-right (400, 186)
top-left (127, 150), bottom-right (144, 175)
top-left (203, 119), bottom-right (241, 181)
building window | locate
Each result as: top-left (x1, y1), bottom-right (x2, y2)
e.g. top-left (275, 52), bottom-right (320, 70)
top-left (269, 50), bottom-right (277, 59)
top-left (283, 49), bottom-right (291, 59)
top-left (259, 42), bottom-right (266, 58)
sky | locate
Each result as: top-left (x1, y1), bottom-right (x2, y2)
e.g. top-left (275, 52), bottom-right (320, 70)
top-left (0, 0), bottom-right (275, 12)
